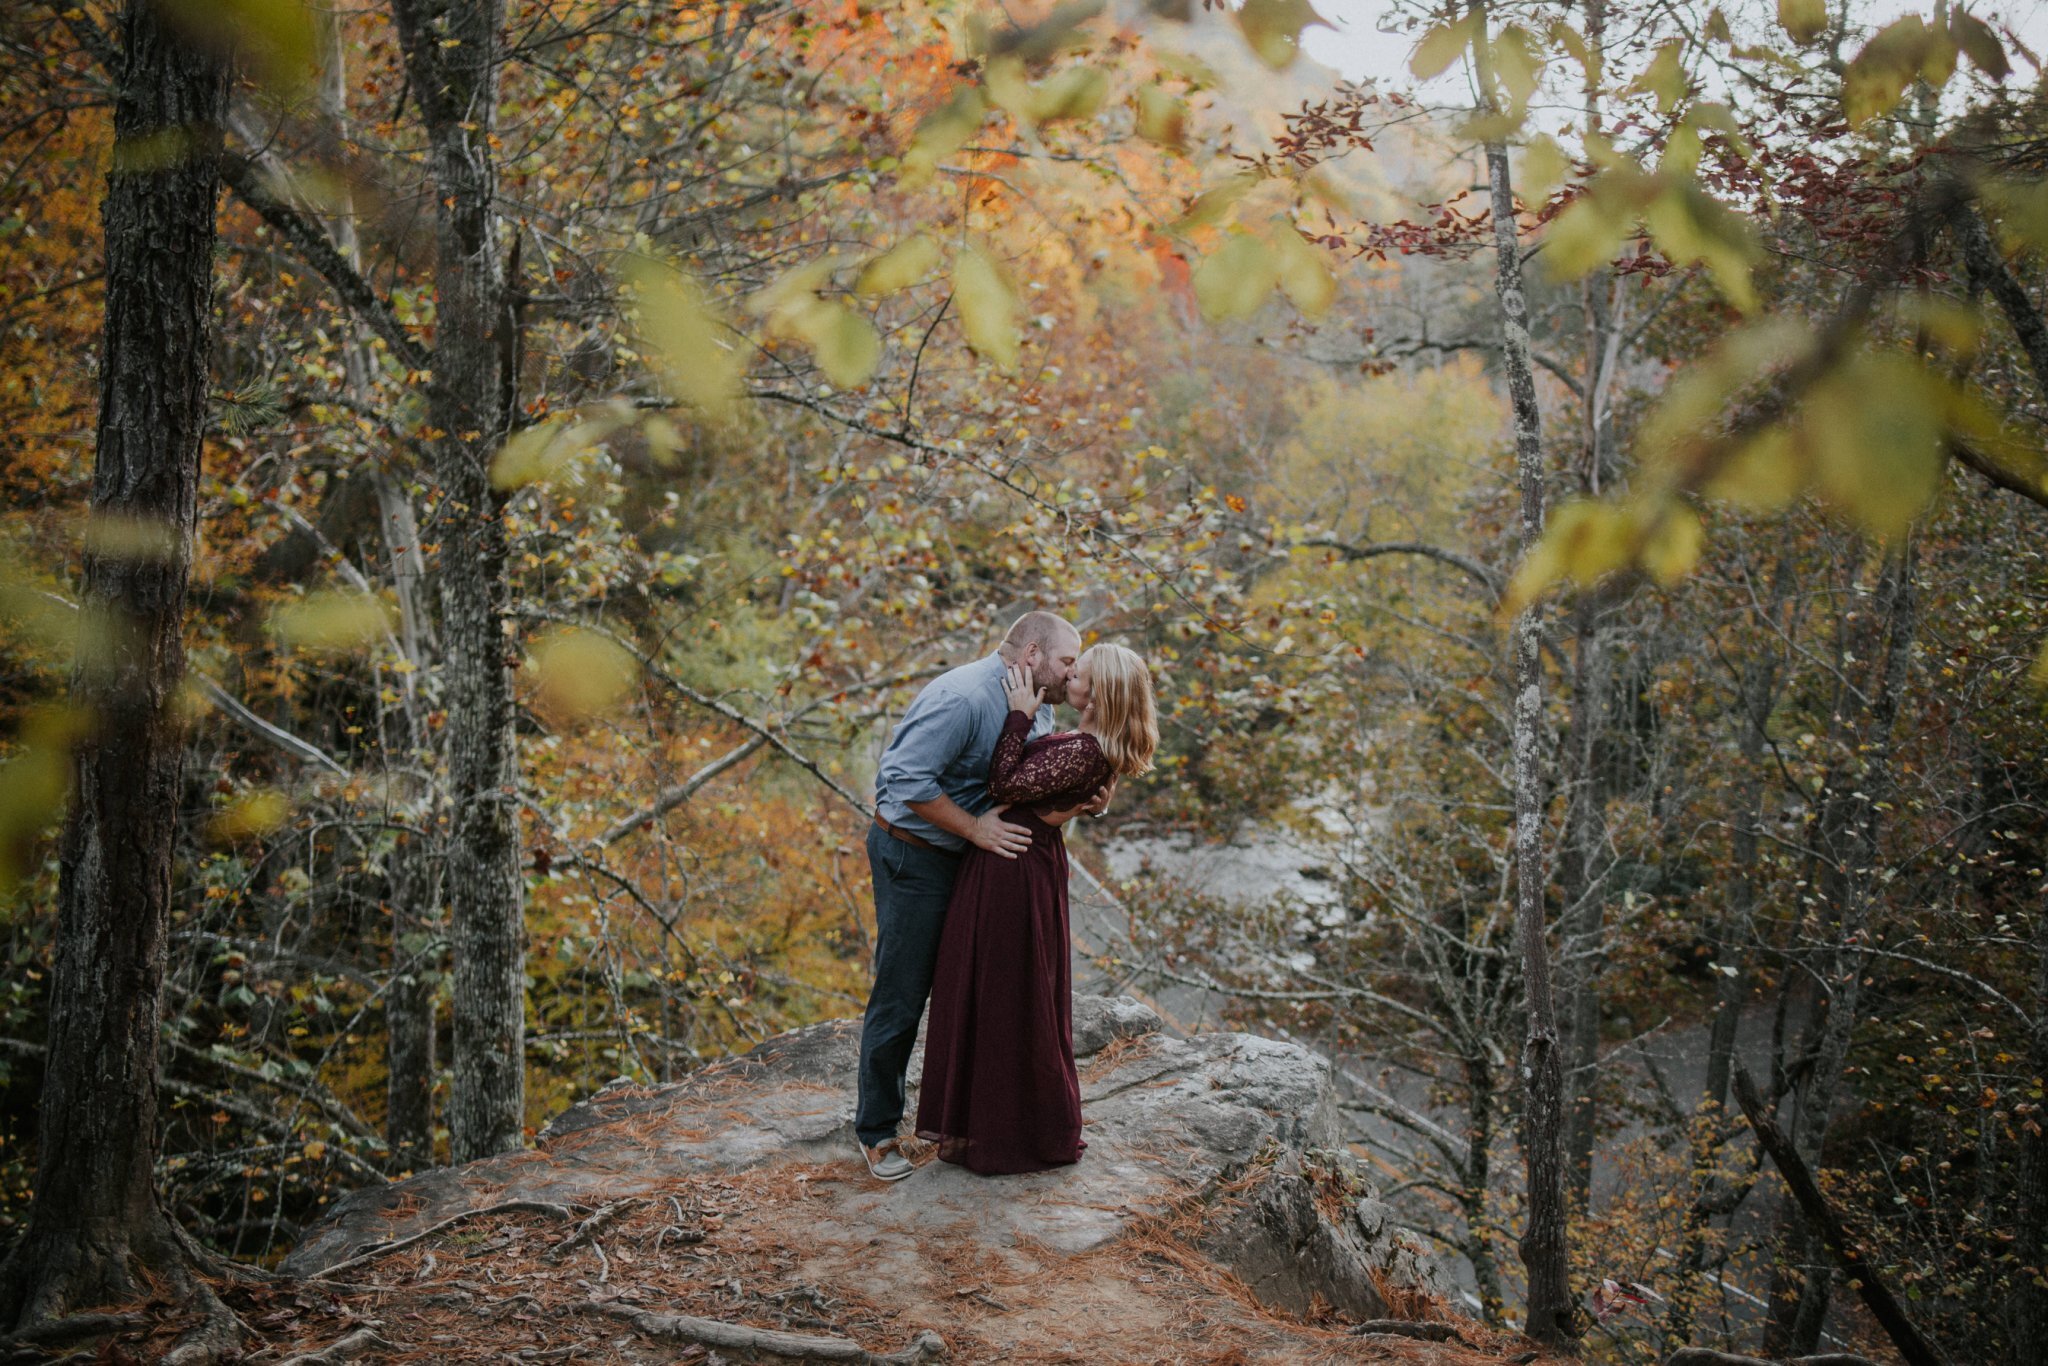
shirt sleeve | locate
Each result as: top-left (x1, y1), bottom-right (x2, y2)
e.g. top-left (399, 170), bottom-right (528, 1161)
top-left (988, 712), bottom-right (1107, 806)
top-left (876, 690), bottom-right (973, 805)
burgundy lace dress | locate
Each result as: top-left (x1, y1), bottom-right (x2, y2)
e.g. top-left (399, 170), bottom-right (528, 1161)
top-left (915, 711), bottom-right (1112, 1175)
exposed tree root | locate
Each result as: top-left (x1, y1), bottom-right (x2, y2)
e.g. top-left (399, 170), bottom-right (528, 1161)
top-left (548, 1197), bottom-right (650, 1261)
top-left (315, 1200), bottom-right (578, 1279)
top-left (1348, 1318), bottom-right (1460, 1342)
top-left (581, 1300), bottom-right (947, 1363)
top-left (1662, 1352), bottom-right (1881, 1366)
top-left (0, 1312), bottom-right (148, 1352)
top-left (276, 1326), bottom-right (400, 1365)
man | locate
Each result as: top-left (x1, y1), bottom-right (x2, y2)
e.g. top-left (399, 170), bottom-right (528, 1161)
top-left (856, 611), bottom-right (1112, 1180)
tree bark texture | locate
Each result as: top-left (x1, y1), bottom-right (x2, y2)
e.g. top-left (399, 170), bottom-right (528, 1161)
top-left (389, 0), bottom-right (526, 1162)
top-left (1478, 2), bottom-right (1574, 1341)
top-left (0, 0), bottom-right (228, 1324)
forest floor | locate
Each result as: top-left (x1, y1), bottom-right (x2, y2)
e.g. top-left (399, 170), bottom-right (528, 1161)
top-left (81, 1151), bottom-right (1556, 1364)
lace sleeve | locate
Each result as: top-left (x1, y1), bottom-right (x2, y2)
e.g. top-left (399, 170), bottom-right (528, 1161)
top-left (988, 712), bottom-right (1107, 806)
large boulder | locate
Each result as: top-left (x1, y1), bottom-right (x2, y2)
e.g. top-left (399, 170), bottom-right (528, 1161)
top-left (283, 994), bottom-right (1443, 1322)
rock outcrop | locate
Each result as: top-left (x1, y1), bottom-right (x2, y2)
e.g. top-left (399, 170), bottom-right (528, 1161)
top-left (284, 995), bottom-right (1447, 1351)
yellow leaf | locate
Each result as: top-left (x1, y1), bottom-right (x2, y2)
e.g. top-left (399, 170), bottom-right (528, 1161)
top-left (1627, 40), bottom-right (1688, 114)
top-left (1843, 17), bottom-right (1931, 128)
top-left (209, 789), bottom-right (290, 842)
top-left (1028, 66), bottom-right (1109, 123)
top-left (1238, 0), bottom-right (1330, 70)
top-left (1490, 26), bottom-right (1544, 107)
top-left (529, 627), bottom-right (639, 719)
top-left (1136, 85), bottom-right (1188, 149)
top-left (271, 591), bottom-right (392, 652)
top-left (1411, 14), bottom-right (1476, 81)
top-left (303, 1140), bottom-right (328, 1161)
top-left (1982, 176), bottom-right (2048, 256)
top-left (1704, 426), bottom-right (1805, 510)
top-left (1638, 500), bottom-right (1703, 585)
top-left (1173, 173), bottom-right (1256, 233)
top-left (0, 706), bottom-right (85, 892)
top-left (1801, 351), bottom-right (1944, 540)
top-left (1550, 20), bottom-right (1600, 88)
top-left (793, 302), bottom-right (881, 389)
top-left (1778, 0), bottom-right (1827, 45)
top-left (490, 411), bottom-right (628, 491)
top-left (902, 86), bottom-right (987, 186)
top-left (1642, 182), bottom-right (1758, 313)
top-left (1519, 134), bottom-right (1570, 204)
top-left (854, 236), bottom-right (942, 297)
top-left (954, 242), bottom-right (1020, 372)
top-left (625, 256), bottom-right (744, 419)
top-left (162, 0), bottom-right (318, 95)
top-left (1538, 191), bottom-right (1631, 282)
top-left (82, 513), bottom-right (183, 564)
top-left (1269, 223), bottom-right (1335, 316)
top-left (1193, 233), bottom-right (1277, 322)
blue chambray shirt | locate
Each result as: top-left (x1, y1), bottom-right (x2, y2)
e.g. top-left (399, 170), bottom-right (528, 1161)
top-left (873, 653), bottom-right (1055, 850)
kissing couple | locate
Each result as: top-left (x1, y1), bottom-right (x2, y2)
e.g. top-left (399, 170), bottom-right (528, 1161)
top-left (854, 611), bottom-right (1157, 1180)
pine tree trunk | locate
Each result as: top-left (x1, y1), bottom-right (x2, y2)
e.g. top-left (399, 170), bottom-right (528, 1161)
top-left (390, 0), bottom-right (525, 1163)
top-left (1478, 2), bottom-right (1573, 1338)
top-left (0, 0), bottom-right (228, 1324)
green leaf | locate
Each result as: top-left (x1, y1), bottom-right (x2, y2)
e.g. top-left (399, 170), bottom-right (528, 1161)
top-left (162, 0), bottom-right (318, 95)
top-left (854, 236), bottom-right (943, 297)
top-left (1193, 233), bottom-right (1278, 322)
top-left (954, 242), bottom-right (1021, 372)
top-left (1638, 500), bottom-right (1703, 585)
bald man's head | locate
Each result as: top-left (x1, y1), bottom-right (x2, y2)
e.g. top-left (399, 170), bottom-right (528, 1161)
top-left (1000, 611), bottom-right (1081, 704)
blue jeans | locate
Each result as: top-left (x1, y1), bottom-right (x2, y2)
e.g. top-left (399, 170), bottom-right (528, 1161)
top-left (855, 821), bottom-right (962, 1147)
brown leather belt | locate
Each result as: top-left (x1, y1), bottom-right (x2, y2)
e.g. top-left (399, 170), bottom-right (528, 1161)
top-left (873, 814), bottom-right (961, 856)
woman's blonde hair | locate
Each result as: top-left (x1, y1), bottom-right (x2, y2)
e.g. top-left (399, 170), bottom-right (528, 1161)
top-left (1081, 642), bottom-right (1157, 778)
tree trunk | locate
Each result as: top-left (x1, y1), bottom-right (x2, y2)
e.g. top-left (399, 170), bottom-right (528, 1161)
top-left (0, 0), bottom-right (228, 1324)
top-left (389, 0), bottom-right (525, 1162)
top-left (308, 5), bottom-right (443, 1172)
top-left (1462, 1052), bottom-right (1506, 1326)
top-left (1559, 600), bottom-right (1610, 1210)
top-left (1763, 547), bottom-right (1916, 1357)
top-left (2014, 906), bottom-right (2048, 1352)
top-left (1477, 2), bottom-right (1574, 1344)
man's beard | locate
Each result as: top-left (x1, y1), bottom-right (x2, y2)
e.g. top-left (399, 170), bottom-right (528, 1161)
top-left (1036, 666), bottom-right (1069, 704)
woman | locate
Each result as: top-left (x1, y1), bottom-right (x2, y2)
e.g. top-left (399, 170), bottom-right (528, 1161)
top-left (915, 642), bottom-right (1157, 1175)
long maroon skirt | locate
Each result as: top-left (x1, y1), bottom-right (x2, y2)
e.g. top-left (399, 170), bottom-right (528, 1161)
top-left (914, 810), bottom-right (1085, 1174)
